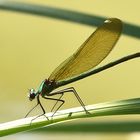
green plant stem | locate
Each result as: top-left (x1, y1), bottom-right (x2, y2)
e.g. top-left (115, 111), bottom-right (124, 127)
top-left (0, 1), bottom-right (140, 38)
top-left (1, 97), bottom-right (140, 137)
top-left (32, 121), bottom-right (140, 133)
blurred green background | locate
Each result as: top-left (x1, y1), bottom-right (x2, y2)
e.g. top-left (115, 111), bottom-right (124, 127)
top-left (0, 0), bottom-right (140, 139)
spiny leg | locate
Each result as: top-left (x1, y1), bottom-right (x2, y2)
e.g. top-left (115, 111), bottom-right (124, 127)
top-left (51, 93), bottom-right (64, 112)
top-left (49, 87), bottom-right (90, 115)
top-left (43, 96), bottom-right (65, 117)
top-left (52, 99), bottom-right (64, 117)
top-left (25, 95), bottom-right (41, 118)
top-left (25, 102), bottom-right (39, 118)
top-left (30, 95), bottom-right (49, 124)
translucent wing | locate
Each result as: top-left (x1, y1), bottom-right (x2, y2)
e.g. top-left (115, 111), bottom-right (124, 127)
top-left (49, 18), bottom-right (122, 82)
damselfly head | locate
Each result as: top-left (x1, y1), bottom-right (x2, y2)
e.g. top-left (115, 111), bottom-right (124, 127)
top-left (28, 89), bottom-right (36, 101)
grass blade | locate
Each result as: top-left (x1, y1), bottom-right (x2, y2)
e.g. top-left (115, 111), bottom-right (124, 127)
top-left (1, 97), bottom-right (140, 136)
top-left (33, 121), bottom-right (140, 133)
top-left (0, 1), bottom-right (140, 38)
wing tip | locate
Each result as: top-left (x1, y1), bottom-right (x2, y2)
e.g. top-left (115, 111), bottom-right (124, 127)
top-left (104, 18), bottom-right (123, 33)
top-left (104, 18), bottom-right (122, 24)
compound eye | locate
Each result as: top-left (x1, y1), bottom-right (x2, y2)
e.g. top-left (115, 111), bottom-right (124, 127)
top-left (28, 89), bottom-right (36, 101)
top-left (30, 89), bottom-right (35, 94)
